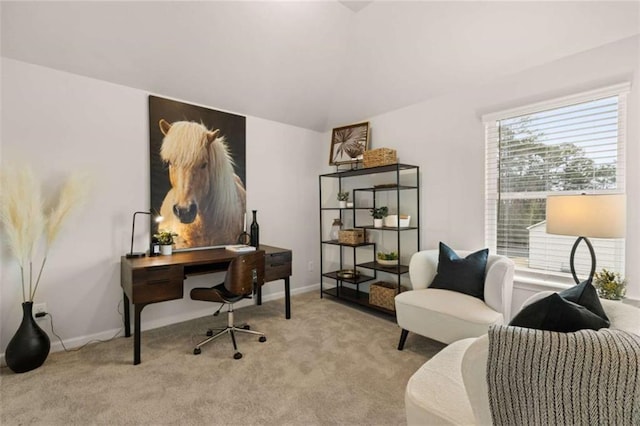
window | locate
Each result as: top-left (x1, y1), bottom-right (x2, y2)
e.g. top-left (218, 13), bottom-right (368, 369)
top-left (484, 84), bottom-right (628, 277)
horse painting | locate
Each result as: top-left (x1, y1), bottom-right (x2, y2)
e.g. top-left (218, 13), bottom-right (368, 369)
top-left (158, 119), bottom-right (246, 249)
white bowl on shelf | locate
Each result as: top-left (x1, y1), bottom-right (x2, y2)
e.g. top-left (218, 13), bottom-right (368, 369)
top-left (384, 215), bottom-right (397, 227)
top-left (384, 215), bottom-right (411, 227)
top-left (376, 258), bottom-right (398, 266)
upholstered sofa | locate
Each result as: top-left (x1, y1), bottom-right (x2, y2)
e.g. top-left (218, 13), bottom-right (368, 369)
top-left (405, 294), bottom-right (640, 425)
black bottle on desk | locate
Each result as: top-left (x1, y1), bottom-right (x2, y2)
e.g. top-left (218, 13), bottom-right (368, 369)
top-left (250, 210), bottom-right (259, 247)
top-left (149, 236), bottom-right (161, 257)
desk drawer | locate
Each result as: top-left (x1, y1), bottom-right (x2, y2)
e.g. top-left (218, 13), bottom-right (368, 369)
top-left (133, 265), bottom-right (183, 283)
top-left (265, 251), bottom-right (292, 282)
top-left (133, 279), bottom-right (183, 304)
top-left (132, 265), bottom-right (184, 304)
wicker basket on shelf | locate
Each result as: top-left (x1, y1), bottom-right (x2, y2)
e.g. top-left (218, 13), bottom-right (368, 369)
top-left (338, 228), bottom-right (365, 245)
top-left (369, 282), bottom-right (405, 311)
top-left (363, 148), bottom-right (397, 168)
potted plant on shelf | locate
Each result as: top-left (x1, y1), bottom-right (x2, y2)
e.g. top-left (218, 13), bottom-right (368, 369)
top-left (370, 206), bottom-right (388, 228)
top-left (593, 268), bottom-right (626, 300)
top-left (377, 250), bottom-right (399, 266)
top-left (154, 230), bottom-right (178, 255)
top-left (337, 191), bottom-right (350, 208)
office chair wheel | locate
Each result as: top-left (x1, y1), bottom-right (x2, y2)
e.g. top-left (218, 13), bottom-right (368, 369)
top-left (234, 352), bottom-right (243, 360)
top-left (206, 329), bottom-right (213, 336)
top-left (259, 336), bottom-right (267, 343)
top-left (193, 348), bottom-right (202, 355)
top-left (241, 324), bottom-right (250, 330)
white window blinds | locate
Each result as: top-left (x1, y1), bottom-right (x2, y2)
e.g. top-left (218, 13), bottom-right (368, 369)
top-left (484, 84), bottom-right (628, 276)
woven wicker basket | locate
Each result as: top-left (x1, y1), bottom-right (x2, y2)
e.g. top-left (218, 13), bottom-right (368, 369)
top-left (338, 228), bottom-right (365, 245)
top-left (369, 281), bottom-right (401, 311)
top-left (363, 148), bottom-right (397, 168)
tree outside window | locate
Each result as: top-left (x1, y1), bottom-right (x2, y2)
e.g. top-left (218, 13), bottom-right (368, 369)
top-left (486, 93), bottom-right (625, 276)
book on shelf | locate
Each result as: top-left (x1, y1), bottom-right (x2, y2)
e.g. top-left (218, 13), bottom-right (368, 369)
top-left (225, 244), bottom-right (256, 253)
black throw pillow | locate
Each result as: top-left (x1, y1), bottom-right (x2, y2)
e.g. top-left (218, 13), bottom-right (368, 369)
top-left (429, 242), bottom-right (489, 300)
top-left (559, 279), bottom-right (609, 323)
top-left (509, 293), bottom-right (610, 332)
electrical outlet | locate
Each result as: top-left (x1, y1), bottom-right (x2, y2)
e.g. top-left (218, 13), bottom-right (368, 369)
top-left (33, 303), bottom-right (47, 319)
top-left (308, 261), bottom-right (314, 272)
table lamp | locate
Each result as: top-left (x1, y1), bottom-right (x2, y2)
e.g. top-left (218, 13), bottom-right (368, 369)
top-left (546, 193), bottom-right (625, 284)
top-left (126, 210), bottom-right (164, 259)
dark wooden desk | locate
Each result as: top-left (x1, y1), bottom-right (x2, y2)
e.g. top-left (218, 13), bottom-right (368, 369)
top-left (120, 244), bottom-right (292, 365)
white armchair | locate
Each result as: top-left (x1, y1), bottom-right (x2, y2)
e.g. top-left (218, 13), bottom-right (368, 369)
top-left (395, 249), bottom-right (515, 349)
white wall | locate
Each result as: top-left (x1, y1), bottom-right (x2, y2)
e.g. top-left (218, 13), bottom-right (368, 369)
top-left (0, 58), bottom-right (324, 353)
top-left (362, 36), bottom-right (640, 307)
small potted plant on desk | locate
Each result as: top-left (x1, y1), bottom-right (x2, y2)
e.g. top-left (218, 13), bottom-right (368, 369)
top-left (337, 191), bottom-right (350, 208)
top-left (370, 206), bottom-right (388, 228)
top-left (154, 230), bottom-right (178, 255)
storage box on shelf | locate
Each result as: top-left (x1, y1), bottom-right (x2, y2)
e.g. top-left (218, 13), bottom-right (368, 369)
top-left (319, 163), bottom-right (420, 315)
top-left (338, 228), bottom-right (365, 245)
top-left (384, 215), bottom-right (411, 228)
top-left (369, 281), bottom-right (408, 311)
top-left (363, 148), bottom-right (397, 168)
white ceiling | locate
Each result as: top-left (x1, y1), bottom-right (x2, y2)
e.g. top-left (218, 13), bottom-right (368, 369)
top-left (2, 1), bottom-right (638, 132)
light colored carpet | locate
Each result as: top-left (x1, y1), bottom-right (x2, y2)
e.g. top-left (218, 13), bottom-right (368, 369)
top-left (0, 291), bottom-right (444, 425)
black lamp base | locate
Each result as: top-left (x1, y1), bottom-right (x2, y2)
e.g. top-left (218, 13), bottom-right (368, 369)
top-left (126, 252), bottom-right (146, 259)
top-left (569, 236), bottom-right (596, 284)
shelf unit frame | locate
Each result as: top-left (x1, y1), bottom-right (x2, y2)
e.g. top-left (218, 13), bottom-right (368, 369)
top-left (319, 163), bottom-right (420, 314)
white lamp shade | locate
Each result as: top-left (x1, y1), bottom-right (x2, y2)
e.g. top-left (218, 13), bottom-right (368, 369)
top-left (546, 194), bottom-right (625, 238)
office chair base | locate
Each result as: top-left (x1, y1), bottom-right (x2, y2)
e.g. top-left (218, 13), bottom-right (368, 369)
top-left (193, 325), bottom-right (266, 359)
top-left (206, 327), bottom-right (225, 337)
top-left (193, 303), bottom-right (265, 359)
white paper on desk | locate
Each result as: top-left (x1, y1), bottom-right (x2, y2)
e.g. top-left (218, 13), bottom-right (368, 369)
top-left (225, 244), bottom-right (257, 252)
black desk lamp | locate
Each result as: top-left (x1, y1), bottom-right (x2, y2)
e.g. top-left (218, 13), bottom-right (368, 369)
top-left (546, 194), bottom-right (625, 284)
top-left (126, 210), bottom-right (163, 259)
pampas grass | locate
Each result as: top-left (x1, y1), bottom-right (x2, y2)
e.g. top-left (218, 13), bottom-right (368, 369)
top-left (0, 166), bottom-right (89, 302)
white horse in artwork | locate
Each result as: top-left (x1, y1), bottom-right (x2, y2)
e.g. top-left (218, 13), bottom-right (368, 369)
top-left (158, 119), bottom-right (246, 249)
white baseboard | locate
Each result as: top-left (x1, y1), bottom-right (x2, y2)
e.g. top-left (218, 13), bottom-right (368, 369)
top-left (1, 283), bottom-right (321, 367)
top-left (261, 282), bottom-right (320, 303)
top-left (141, 282), bottom-right (320, 331)
top-left (0, 323), bottom-right (127, 367)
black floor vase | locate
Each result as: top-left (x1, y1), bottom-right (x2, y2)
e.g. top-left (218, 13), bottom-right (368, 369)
top-left (5, 302), bottom-right (51, 373)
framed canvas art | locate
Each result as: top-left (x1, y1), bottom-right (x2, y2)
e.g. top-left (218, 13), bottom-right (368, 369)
top-left (329, 121), bottom-right (370, 165)
top-left (149, 95), bottom-right (246, 250)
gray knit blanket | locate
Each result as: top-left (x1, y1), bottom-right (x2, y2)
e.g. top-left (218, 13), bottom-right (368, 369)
top-left (487, 325), bottom-right (640, 425)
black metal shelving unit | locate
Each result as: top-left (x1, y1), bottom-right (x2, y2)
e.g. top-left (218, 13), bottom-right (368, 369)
top-left (319, 163), bottom-right (420, 314)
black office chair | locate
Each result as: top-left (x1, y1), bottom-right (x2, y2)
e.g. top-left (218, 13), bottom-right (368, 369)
top-left (190, 250), bottom-right (267, 359)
